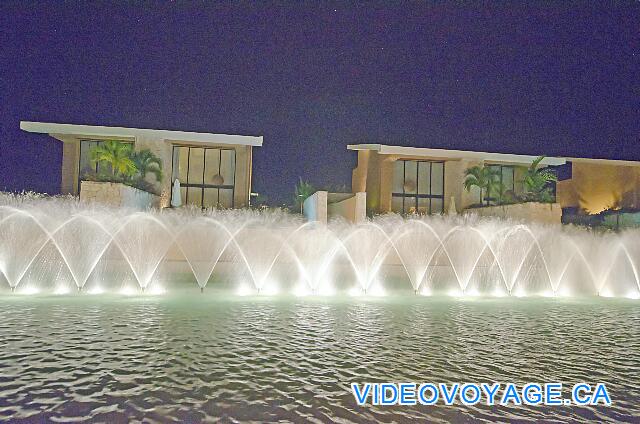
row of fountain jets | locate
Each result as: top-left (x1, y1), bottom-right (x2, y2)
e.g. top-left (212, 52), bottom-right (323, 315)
top-left (0, 194), bottom-right (639, 298)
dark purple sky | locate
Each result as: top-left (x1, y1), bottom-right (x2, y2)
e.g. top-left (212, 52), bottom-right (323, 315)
top-left (1, 2), bottom-right (638, 204)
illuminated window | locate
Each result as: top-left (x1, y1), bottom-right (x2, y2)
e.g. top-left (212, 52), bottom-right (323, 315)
top-left (171, 146), bottom-right (235, 208)
top-left (391, 160), bottom-right (445, 214)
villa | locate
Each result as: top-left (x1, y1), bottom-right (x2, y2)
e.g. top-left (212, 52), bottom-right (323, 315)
top-left (348, 143), bottom-right (640, 219)
top-left (19, 121), bottom-right (640, 223)
top-left (20, 121), bottom-right (262, 208)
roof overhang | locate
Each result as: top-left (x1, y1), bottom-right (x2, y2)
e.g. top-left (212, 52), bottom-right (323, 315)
top-left (347, 144), bottom-right (566, 166)
top-left (20, 121), bottom-right (263, 147)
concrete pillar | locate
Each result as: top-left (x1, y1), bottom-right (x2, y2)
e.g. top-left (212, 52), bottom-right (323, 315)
top-left (60, 140), bottom-right (79, 195)
top-left (353, 192), bottom-right (367, 224)
top-left (303, 191), bottom-right (328, 224)
top-left (233, 146), bottom-right (251, 208)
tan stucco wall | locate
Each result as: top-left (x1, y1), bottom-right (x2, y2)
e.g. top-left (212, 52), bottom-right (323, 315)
top-left (59, 137), bottom-right (79, 195)
top-left (557, 162), bottom-right (640, 214)
top-left (233, 145), bottom-right (252, 208)
top-left (352, 150), bottom-right (384, 213)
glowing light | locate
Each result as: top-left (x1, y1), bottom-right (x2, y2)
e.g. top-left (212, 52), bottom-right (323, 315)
top-left (626, 291), bottom-right (640, 300)
top-left (492, 288), bottom-right (506, 297)
top-left (235, 285), bottom-right (254, 296)
top-left (87, 287), bottom-right (104, 295)
top-left (260, 284), bottom-right (279, 296)
top-left (119, 287), bottom-right (136, 296)
top-left (317, 284), bottom-right (336, 296)
top-left (348, 287), bottom-right (363, 297)
top-left (448, 289), bottom-right (463, 297)
top-left (368, 284), bottom-right (386, 297)
top-left (419, 287), bottom-right (431, 296)
top-left (20, 287), bottom-right (39, 295)
top-left (54, 287), bottom-right (70, 295)
top-left (557, 287), bottom-right (571, 297)
top-left (541, 290), bottom-right (555, 298)
top-left (513, 288), bottom-right (526, 298)
top-left (147, 286), bottom-right (166, 295)
top-left (599, 288), bottom-right (614, 298)
top-left (293, 285), bottom-right (311, 297)
top-left (466, 288), bottom-right (480, 297)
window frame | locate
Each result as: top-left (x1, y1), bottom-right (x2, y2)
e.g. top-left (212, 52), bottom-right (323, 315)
top-left (391, 159), bottom-right (445, 215)
top-left (171, 145), bottom-right (236, 209)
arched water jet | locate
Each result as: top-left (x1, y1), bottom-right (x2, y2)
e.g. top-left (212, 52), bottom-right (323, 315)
top-left (0, 193), bottom-right (638, 298)
top-left (111, 213), bottom-right (175, 290)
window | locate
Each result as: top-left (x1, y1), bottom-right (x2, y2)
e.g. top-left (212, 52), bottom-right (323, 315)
top-left (171, 146), bottom-right (235, 208)
top-left (391, 160), bottom-right (445, 214)
top-left (487, 164), bottom-right (515, 202)
top-left (78, 139), bottom-right (133, 185)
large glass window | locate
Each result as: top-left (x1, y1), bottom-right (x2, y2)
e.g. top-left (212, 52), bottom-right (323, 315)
top-left (391, 160), bottom-right (445, 214)
top-left (487, 164), bottom-right (515, 202)
top-left (171, 146), bottom-right (235, 209)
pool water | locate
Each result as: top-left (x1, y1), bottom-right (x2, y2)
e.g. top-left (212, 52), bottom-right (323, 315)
top-left (0, 294), bottom-right (638, 422)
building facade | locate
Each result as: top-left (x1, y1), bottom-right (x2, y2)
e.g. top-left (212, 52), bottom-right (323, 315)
top-left (349, 144), bottom-right (566, 215)
top-left (20, 121), bottom-right (262, 208)
top-left (349, 144), bottom-right (640, 217)
top-left (557, 158), bottom-right (640, 214)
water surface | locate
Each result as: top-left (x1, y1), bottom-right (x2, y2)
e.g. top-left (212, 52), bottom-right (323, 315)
top-left (0, 294), bottom-right (638, 422)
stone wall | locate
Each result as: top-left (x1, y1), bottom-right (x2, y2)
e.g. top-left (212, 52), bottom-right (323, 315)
top-left (303, 191), bottom-right (328, 224)
top-left (80, 181), bottom-right (159, 209)
top-left (463, 202), bottom-right (562, 224)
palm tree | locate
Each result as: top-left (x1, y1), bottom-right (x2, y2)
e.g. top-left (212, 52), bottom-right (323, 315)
top-left (463, 165), bottom-right (502, 206)
top-left (131, 149), bottom-right (163, 182)
top-left (90, 141), bottom-right (137, 179)
top-left (522, 156), bottom-right (558, 202)
top-left (294, 177), bottom-right (315, 213)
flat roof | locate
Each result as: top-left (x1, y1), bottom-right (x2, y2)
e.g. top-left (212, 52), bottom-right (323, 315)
top-left (20, 121), bottom-right (263, 147)
top-left (347, 144), bottom-right (566, 166)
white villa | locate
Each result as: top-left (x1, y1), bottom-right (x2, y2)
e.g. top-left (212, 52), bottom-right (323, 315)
top-left (20, 121), bottom-right (262, 208)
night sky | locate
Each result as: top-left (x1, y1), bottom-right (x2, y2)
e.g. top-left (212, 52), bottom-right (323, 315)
top-left (1, 2), bottom-right (638, 204)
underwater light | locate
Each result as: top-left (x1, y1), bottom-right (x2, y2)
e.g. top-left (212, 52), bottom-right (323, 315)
top-left (599, 288), bottom-right (614, 298)
top-left (557, 287), bottom-right (571, 297)
top-left (448, 289), bottom-right (463, 297)
top-left (54, 287), bottom-right (70, 295)
top-left (348, 287), bottom-right (363, 297)
top-left (87, 287), bottom-right (104, 295)
top-left (119, 287), bottom-right (136, 296)
top-left (541, 290), bottom-right (555, 298)
top-left (368, 285), bottom-right (386, 297)
top-left (20, 287), bottom-right (39, 295)
top-left (492, 288), bottom-right (507, 297)
top-left (293, 285), bottom-right (311, 297)
top-left (513, 288), bottom-right (526, 298)
top-left (235, 285), bottom-right (254, 296)
top-left (466, 288), bottom-right (480, 297)
top-left (260, 285), bottom-right (279, 296)
top-left (419, 287), bottom-right (431, 296)
top-left (317, 284), bottom-right (336, 296)
top-left (626, 291), bottom-right (640, 300)
top-left (147, 286), bottom-right (166, 295)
